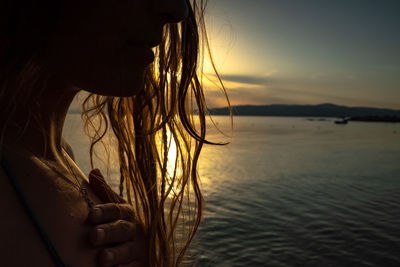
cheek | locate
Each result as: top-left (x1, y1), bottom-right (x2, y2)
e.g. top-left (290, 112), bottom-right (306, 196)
top-left (43, 1), bottom-right (152, 97)
top-left (66, 42), bottom-right (150, 97)
top-left (46, 39), bottom-right (148, 97)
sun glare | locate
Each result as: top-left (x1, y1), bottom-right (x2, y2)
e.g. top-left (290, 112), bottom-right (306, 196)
top-left (160, 128), bottom-right (183, 198)
top-left (166, 129), bottom-right (178, 176)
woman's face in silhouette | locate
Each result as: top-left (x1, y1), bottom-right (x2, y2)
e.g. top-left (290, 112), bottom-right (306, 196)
top-left (44, 0), bottom-right (188, 96)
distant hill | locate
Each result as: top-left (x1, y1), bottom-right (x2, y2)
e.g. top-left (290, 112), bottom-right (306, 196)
top-left (208, 103), bottom-right (400, 118)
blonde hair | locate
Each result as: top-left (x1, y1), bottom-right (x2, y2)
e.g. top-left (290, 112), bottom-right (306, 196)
top-left (0, 0), bottom-right (229, 265)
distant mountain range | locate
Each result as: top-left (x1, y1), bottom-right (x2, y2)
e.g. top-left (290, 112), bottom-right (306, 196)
top-left (207, 103), bottom-right (400, 118)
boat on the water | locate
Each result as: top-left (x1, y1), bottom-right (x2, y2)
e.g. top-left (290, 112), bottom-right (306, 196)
top-left (334, 119), bottom-right (348, 124)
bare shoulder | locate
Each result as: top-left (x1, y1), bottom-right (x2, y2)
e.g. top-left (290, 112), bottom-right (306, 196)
top-left (0, 162), bottom-right (55, 266)
top-left (0, 156), bottom-right (101, 267)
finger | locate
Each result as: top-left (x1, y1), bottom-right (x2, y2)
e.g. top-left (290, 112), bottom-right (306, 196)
top-left (90, 220), bottom-right (141, 246)
top-left (88, 168), bottom-right (125, 204)
top-left (98, 242), bottom-right (144, 267)
top-left (88, 203), bottom-right (136, 224)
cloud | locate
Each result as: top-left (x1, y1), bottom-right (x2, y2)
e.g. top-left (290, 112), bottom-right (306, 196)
top-left (219, 74), bottom-right (272, 85)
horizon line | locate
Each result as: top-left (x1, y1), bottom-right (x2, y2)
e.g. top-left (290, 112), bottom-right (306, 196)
top-left (208, 103), bottom-right (400, 111)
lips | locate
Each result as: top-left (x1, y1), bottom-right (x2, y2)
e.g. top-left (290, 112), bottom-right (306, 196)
top-left (124, 41), bottom-right (155, 63)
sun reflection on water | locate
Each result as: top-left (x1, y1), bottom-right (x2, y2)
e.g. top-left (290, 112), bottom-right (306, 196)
top-left (161, 128), bottom-right (183, 199)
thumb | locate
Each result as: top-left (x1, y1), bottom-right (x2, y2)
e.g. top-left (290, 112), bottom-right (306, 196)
top-left (88, 169), bottom-right (125, 203)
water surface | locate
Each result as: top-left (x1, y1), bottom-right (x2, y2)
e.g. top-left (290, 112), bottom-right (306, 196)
top-left (64, 115), bottom-right (400, 266)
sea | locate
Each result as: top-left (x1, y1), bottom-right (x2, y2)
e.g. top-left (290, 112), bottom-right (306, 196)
top-left (64, 115), bottom-right (400, 267)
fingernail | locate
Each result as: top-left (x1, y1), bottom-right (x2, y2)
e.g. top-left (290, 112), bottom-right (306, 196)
top-left (105, 251), bottom-right (114, 262)
top-left (92, 207), bottom-right (102, 219)
top-left (96, 228), bottom-right (105, 242)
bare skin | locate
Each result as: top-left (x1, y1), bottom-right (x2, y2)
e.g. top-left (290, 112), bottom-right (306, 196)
top-left (0, 0), bottom-right (188, 265)
top-left (0, 144), bottom-right (102, 267)
top-left (0, 78), bottom-right (142, 266)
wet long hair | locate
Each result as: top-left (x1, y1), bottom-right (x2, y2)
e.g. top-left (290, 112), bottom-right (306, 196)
top-left (0, 0), bottom-right (229, 266)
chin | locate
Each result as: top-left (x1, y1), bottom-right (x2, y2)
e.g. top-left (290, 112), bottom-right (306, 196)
top-left (88, 81), bottom-right (145, 97)
top-left (75, 68), bottom-right (147, 97)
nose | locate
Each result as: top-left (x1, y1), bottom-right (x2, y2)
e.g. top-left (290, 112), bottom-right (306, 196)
top-left (154, 0), bottom-right (189, 24)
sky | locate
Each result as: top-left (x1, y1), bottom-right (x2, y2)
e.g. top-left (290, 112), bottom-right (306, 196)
top-left (202, 0), bottom-right (400, 109)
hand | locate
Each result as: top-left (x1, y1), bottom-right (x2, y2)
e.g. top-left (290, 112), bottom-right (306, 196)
top-left (88, 169), bottom-right (146, 267)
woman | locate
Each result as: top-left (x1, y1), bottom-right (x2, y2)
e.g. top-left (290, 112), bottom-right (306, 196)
top-left (0, 0), bottom-right (227, 266)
